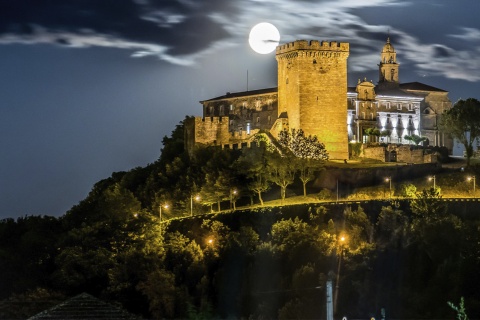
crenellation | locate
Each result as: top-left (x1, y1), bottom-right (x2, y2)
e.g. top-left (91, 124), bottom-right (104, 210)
top-left (276, 40), bottom-right (349, 55)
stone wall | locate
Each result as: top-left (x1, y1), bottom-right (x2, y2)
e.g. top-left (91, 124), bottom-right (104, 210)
top-left (360, 144), bottom-right (437, 164)
top-left (194, 116), bottom-right (230, 146)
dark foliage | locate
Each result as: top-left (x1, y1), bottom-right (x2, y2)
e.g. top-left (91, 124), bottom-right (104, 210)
top-left (1, 120), bottom-right (479, 319)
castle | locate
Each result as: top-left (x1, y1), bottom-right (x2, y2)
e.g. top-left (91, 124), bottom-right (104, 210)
top-left (185, 38), bottom-right (452, 160)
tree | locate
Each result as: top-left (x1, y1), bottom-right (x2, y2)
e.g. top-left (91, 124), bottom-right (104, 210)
top-left (236, 146), bottom-right (271, 206)
top-left (440, 98), bottom-right (480, 166)
top-left (278, 129), bottom-right (327, 196)
top-left (278, 128), bottom-right (329, 160)
top-left (295, 157), bottom-right (324, 197)
top-left (364, 127), bottom-right (381, 142)
top-left (266, 151), bottom-right (296, 200)
top-left (404, 134), bottom-right (427, 145)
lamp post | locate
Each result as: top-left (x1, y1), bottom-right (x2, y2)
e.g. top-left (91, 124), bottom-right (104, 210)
top-left (230, 189), bottom-right (238, 210)
top-left (190, 195), bottom-right (200, 216)
top-left (385, 177), bottom-right (392, 198)
top-left (159, 203), bottom-right (169, 231)
top-left (429, 175), bottom-right (436, 190)
top-left (333, 235), bottom-right (346, 315)
top-left (468, 176), bottom-right (476, 197)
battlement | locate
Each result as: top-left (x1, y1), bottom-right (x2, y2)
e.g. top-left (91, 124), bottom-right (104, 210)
top-left (200, 116), bottom-right (226, 124)
top-left (276, 40), bottom-right (349, 54)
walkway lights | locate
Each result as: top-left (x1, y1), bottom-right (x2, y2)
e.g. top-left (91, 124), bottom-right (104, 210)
top-left (468, 176), bottom-right (476, 196)
top-left (429, 175), bottom-right (436, 190)
top-left (190, 194), bottom-right (201, 216)
top-left (385, 177), bottom-right (392, 198)
top-left (159, 203), bottom-right (169, 231)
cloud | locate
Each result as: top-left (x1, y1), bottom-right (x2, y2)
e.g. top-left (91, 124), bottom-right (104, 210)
top-left (395, 31), bottom-right (480, 82)
top-left (0, 0), bottom-right (479, 82)
top-left (449, 27), bottom-right (480, 42)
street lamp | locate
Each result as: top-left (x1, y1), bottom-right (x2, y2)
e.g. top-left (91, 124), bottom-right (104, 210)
top-left (428, 175), bottom-right (436, 190)
top-left (230, 189), bottom-right (238, 210)
top-left (334, 234), bottom-right (346, 315)
top-left (190, 194), bottom-right (200, 216)
top-left (385, 177), bottom-right (392, 198)
top-left (468, 176), bottom-right (476, 196)
top-left (159, 203), bottom-right (169, 230)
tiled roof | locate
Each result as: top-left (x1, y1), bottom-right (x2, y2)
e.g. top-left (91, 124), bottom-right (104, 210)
top-left (400, 81), bottom-right (447, 92)
top-left (28, 293), bottom-right (142, 320)
top-left (201, 87), bottom-right (278, 102)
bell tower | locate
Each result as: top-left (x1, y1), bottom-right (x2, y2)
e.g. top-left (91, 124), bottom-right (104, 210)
top-left (378, 37), bottom-right (399, 89)
top-left (276, 40), bottom-right (350, 159)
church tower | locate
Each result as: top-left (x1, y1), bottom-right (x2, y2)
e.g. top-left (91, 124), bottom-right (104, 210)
top-left (276, 40), bottom-right (350, 159)
top-left (378, 37), bottom-right (399, 88)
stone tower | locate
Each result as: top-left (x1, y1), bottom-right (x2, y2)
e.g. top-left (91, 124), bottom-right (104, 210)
top-left (378, 37), bottom-right (399, 88)
top-left (276, 40), bottom-right (350, 159)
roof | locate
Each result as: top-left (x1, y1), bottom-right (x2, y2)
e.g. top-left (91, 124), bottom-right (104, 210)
top-left (375, 86), bottom-right (422, 99)
top-left (28, 293), bottom-right (142, 320)
top-left (400, 81), bottom-right (447, 92)
top-left (200, 87), bottom-right (278, 103)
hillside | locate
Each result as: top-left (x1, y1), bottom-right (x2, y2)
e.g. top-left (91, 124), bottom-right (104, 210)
top-left (0, 120), bottom-right (479, 319)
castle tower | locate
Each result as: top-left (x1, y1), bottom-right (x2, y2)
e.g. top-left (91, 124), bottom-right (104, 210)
top-left (276, 40), bottom-right (350, 159)
top-left (378, 37), bottom-right (399, 88)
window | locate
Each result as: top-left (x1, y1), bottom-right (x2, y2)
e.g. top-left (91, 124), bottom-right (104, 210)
top-left (386, 102), bottom-right (390, 109)
top-left (397, 104), bottom-right (402, 110)
top-left (247, 123), bottom-right (251, 134)
top-left (408, 104), bottom-right (413, 111)
top-left (256, 117), bottom-right (260, 123)
top-left (230, 105), bottom-right (234, 111)
top-left (268, 116), bottom-right (271, 124)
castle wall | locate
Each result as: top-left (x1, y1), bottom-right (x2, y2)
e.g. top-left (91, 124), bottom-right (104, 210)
top-left (194, 116), bottom-right (230, 146)
top-left (276, 40), bottom-right (350, 159)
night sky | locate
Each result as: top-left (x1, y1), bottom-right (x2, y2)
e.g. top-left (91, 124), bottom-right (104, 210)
top-left (1, 0), bottom-right (479, 219)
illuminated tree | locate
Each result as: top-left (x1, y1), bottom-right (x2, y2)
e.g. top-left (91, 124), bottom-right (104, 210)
top-left (440, 98), bottom-right (480, 166)
top-left (278, 128), bottom-right (329, 160)
top-left (278, 129), bottom-right (327, 196)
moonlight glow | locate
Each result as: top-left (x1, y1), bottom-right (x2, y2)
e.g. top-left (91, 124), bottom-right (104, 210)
top-left (248, 22), bottom-right (280, 54)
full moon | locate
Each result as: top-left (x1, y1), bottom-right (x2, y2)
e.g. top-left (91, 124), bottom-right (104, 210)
top-left (248, 22), bottom-right (280, 54)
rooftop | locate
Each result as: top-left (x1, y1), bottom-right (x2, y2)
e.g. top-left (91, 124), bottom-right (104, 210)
top-left (28, 293), bottom-right (142, 320)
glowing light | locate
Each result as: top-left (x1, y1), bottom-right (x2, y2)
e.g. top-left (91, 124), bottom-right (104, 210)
top-left (391, 117), bottom-right (398, 128)
top-left (249, 22), bottom-right (280, 54)
top-left (379, 115), bottom-right (387, 127)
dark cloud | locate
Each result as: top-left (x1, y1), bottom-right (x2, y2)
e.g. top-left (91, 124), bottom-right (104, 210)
top-left (432, 45), bottom-right (451, 58)
top-left (0, 0), bottom-right (237, 56)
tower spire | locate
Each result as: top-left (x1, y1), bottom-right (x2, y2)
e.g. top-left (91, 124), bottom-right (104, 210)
top-left (378, 36), bottom-right (399, 88)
